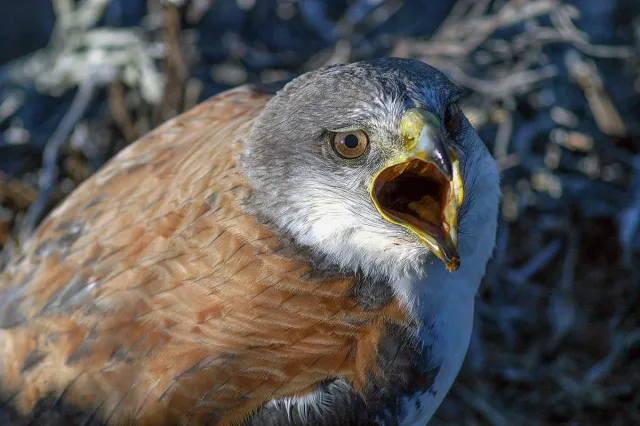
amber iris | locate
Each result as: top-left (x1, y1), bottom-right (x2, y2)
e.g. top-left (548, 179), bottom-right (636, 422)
top-left (330, 130), bottom-right (369, 159)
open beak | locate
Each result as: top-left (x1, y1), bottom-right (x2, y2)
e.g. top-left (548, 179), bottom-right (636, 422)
top-left (370, 108), bottom-right (464, 272)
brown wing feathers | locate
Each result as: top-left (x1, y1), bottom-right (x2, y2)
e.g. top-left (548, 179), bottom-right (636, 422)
top-left (0, 88), bottom-right (412, 425)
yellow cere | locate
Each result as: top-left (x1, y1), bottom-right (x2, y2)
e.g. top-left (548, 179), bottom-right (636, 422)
top-left (399, 109), bottom-right (426, 152)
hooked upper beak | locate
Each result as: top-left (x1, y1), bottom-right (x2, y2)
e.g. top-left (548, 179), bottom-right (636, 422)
top-left (370, 108), bottom-right (464, 272)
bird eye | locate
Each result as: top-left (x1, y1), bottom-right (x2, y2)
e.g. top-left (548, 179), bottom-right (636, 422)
top-left (444, 102), bottom-right (461, 132)
top-left (330, 130), bottom-right (369, 159)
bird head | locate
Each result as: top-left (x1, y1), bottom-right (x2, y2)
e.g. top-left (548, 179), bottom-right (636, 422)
top-left (244, 58), bottom-right (500, 282)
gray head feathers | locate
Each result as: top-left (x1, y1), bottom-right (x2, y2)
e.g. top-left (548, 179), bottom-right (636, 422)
top-left (242, 58), bottom-right (499, 286)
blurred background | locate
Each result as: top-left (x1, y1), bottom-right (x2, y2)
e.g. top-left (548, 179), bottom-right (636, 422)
top-left (0, 0), bottom-right (639, 424)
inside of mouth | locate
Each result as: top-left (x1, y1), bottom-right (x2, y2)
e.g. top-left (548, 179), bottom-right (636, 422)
top-left (373, 159), bottom-right (450, 238)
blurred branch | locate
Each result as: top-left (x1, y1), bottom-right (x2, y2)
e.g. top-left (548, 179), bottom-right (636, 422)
top-left (19, 74), bottom-right (104, 238)
top-left (566, 50), bottom-right (628, 137)
top-left (155, 2), bottom-right (188, 122)
top-left (392, 0), bottom-right (633, 112)
top-left (8, 0), bottom-right (165, 104)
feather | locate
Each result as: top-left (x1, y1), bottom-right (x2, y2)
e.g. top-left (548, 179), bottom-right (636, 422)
top-left (0, 87), bottom-right (411, 426)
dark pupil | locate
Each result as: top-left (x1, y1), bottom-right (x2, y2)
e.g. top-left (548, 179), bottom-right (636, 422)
top-left (343, 134), bottom-right (359, 149)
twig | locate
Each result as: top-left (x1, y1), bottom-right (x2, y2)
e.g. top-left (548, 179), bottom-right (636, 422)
top-left (455, 386), bottom-right (509, 426)
top-left (566, 50), bottom-right (628, 137)
top-left (156, 2), bottom-right (188, 123)
top-left (546, 227), bottom-right (579, 352)
top-left (552, 7), bottom-right (634, 59)
top-left (0, 92), bottom-right (25, 127)
top-left (492, 97), bottom-right (515, 159)
top-left (19, 77), bottom-right (98, 239)
top-left (108, 81), bottom-right (137, 143)
top-left (503, 239), bottom-right (562, 286)
top-left (585, 329), bottom-right (640, 383)
top-left (426, 59), bottom-right (558, 98)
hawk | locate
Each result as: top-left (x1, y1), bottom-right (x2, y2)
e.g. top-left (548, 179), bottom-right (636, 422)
top-left (0, 58), bottom-right (500, 425)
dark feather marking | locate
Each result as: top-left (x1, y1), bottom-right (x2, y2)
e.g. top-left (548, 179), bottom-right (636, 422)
top-left (142, 192), bottom-right (167, 211)
top-left (364, 323), bottom-right (442, 422)
top-left (35, 239), bottom-right (53, 257)
top-left (130, 380), bottom-right (156, 421)
top-left (0, 268), bottom-right (35, 327)
top-left (203, 413), bottom-right (222, 426)
top-left (91, 264), bottom-right (143, 298)
top-left (80, 400), bottom-right (106, 426)
top-left (91, 221), bottom-right (142, 245)
top-left (204, 229), bottom-right (227, 249)
top-left (61, 239), bottom-right (120, 263)
top-left (38, 272), bottom-right (93, 316)
top-left (92, 245), bottom-right (126, 264)
top-left (102, 389), bottom-right (130, 425)
top-left (351, 272), bottom-right (394, 311)
top-left (65, 329), bottom-right (98, 365)
top-left (57, 222), bottom-right (84, 252)
top-left (0, 292), bottom-right (27, 329)
top-left (247, 282), bottom-right (273, 301)
top-left (53, 220), bottom-right (75, 232)
top-left (266, 355), bottom-right (327, 400)
top-left (275, 292), bottom-right (297, 308)
top-left (170, 201), bottom-right (215, 236)
top-left (144, 252), bottom-right (187, 269)
top-left (225, 242), bottom-right (248, 262)
top-left (84, 195), bottom-right (105, 209)
top-left (300, 266), bottom-right (345, 283)
top-left (106, 345), bottom-right (134, 365)
top-left (204, 193), bottom-right (219, 209)
top-left (132, 304), bottom-right (173, 322)
top-left (269, 240), bottom-right (310, 260)
top-left (20, 350), bottom-right (48, 375)
top-left (227, 261), bottom-right (255, 280)
top-left (0, 391), bottom-right (20, 409)
top-left (185, 253), bottom-right (209, 265)
top-left (172, 356), bottom-right (212, 383)
top-left (79, 256), bottom-right (101, 268)
top-left (183, 356), bottom-right (239, 423)
top-left (0, 394), bottom-right (108, 426)
top-left (116, 275), bottom-right (154, 293)
top-left (143, 339), bottom-right (164, 357)
top-left (196, 377), bottom-right (233, 407)
top-left (383, 335), bottom-right (409, 375)
top-left (189, 255), bottom-right (242, 288)
top-left (179, 225), bottom-right (212, 241)
top-left (50, 373), bottom-right (83, 418)
top-left (47, 332), bottom-right (62, 344)
top-left (149, 282), bottom-right (183, 297)
top-left (109, 328), bottom-right (150, 362)
top-left (240, 379), bottom-right (268, 399)
top-left (182, 176), bottom-right (218, 204)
